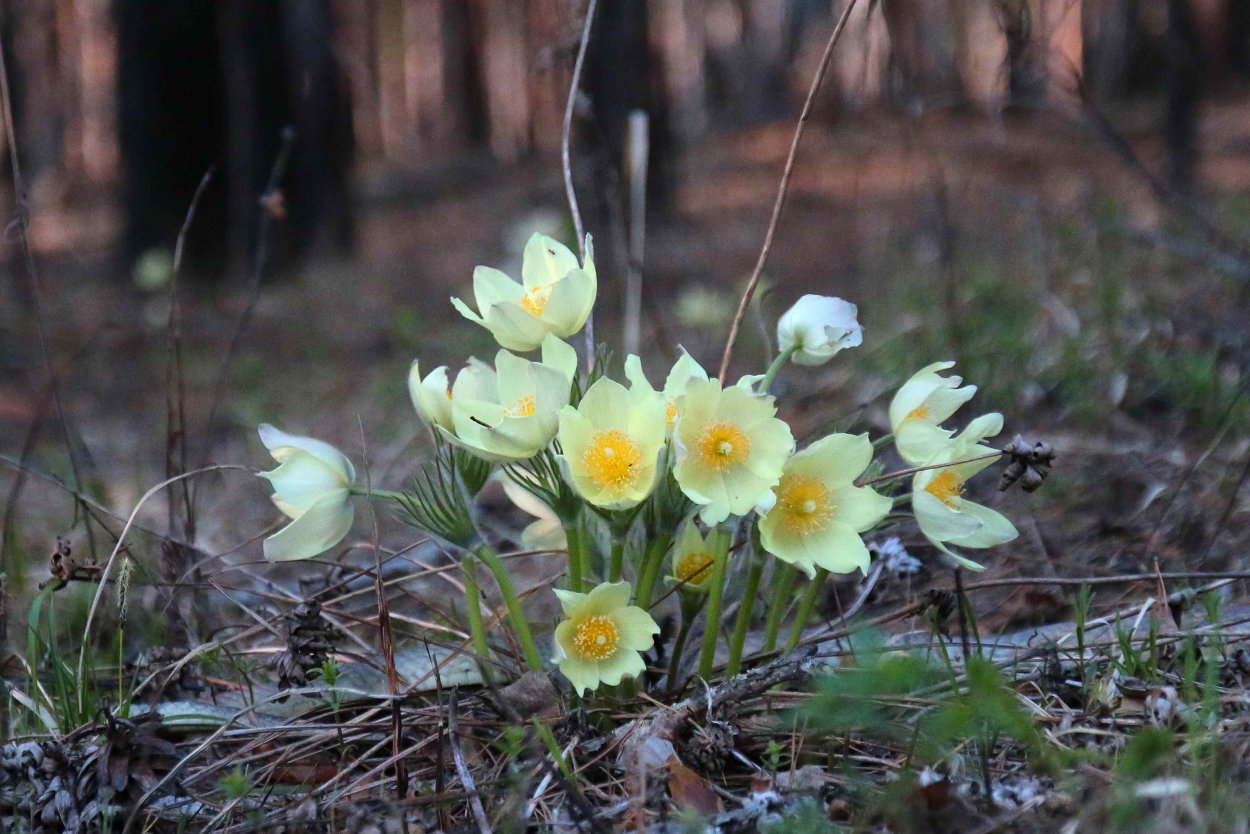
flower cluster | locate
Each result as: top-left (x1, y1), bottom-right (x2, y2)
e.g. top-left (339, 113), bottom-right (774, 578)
top-left (256, 234), bottom-right (1022, 696)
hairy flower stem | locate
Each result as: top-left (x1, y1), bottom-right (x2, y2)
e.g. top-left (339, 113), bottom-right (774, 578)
top-left (667, 592), bottom-right (704, 693)
top-left (634, 532), bottom-right (674, 610)
top-left (697, 527), bottom-right (733, 678)
top-left (462, 560), bottom-right (492, 680)
top-left (761, 563), bottom-right (798, 652)
top-left (475, 545), bottom-right (544, 671)
top-left (608, 532), bottom-right (626, 583)
top-left (786, 567), bottom-right (829, 651)
top-left (758, 346), bottom-right (798, 394)
top-left (565, 523), bottom-right (585, 592)
top-left (726, 551), bottom-right (765, 676)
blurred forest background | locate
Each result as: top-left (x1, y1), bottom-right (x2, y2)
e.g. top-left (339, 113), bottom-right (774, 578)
top-left (4, 0), bottom-right (1250, 648)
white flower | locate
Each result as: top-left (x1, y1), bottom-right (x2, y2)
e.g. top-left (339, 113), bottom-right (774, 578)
top-left (776, 295), bottom-right (863, 366)
top-left (408, 361), bottom-right (454, 432)
top-left (497, 474), bottom-right (567, 551)
top-left (912, 413), bottom-right (1018, 570)
top-left (451, 233), bottom-right (596, 352)
top-left (889, 361), bottom-right (977, 465)
top-left (257, 424), bottom-right (356, 562)
top-left (553, 581), bottom-right (659, 695)
top-left (623, 349), bottom-right (709, 432)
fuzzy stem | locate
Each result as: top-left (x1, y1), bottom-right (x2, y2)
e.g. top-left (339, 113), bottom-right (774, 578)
top-left (608, 531), bottom-right (626, 583)
top-left (349, 487), bottom-right (406, 501)
top-left (697, 527), bottom-right (733, 679)
top-left (475, 545), bottom-right (544, 671)
top-left (667, 593), bottom-right (704, 693)
top-left (565, 523), bottom-right (584, 592)
top-left (726, 550), bottom-right (765, 676)
top-left (462, 560), bottom-right (492, 674)
top-left (634, 532), bottom-right (673, 610)
top-left (786, 567), bottom-right (829, 651)
top-left (758, 345), bottom-right (798, 394)
top-left (761, 563), bottom-right (798, 652)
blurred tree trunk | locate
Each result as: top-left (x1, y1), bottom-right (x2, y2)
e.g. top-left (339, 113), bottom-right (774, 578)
top-left (115, 0), bottom-right (352, 282)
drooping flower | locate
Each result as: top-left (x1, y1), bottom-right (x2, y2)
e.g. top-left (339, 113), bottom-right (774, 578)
top-left (451, 233), bottom-right (597, 352)
top-left (497, 474), bottom-right (567, 552)
top-left (557, 377), bottom-right (666, 510)
top-left (624, 350), bottom-right (709, 432)
top-left (257, 424), bottom-right (356, 562)
top-left (666, 520), bottom-right (718, 592)
top-left (757, 433), bottom-right (891, 577)
top-left (553, 581), bottom-right (659, 695)
top-left (776, 295), bottom-right (863, 366)
top-left (408, 361), bottom-right (454, 433)
top-left (889, 361), bottom-right (978, 465)
top-left (672, 378), bottom-right (794, 525)
top-left (912, 413), bottom-right (1018, 570)
top-left (443, 334), bottom-right (577, 462)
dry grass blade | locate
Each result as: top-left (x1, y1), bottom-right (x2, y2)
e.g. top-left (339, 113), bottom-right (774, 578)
top-left (717, 0), bottom-right (861, 383)
top-left (449, 688), bottom-right (493, 834)
top-left (562, 0), bottom-right (599, 367)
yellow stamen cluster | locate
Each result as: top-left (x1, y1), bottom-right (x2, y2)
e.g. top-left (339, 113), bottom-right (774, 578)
top-left (664, 399), bottom-right (679, 431)
top-left (572, 614), bottom-right (619, 661)
top-left (505, 393), bottom-right (537, 417)
top-left (696, 421), bottom-right (751, 471)
top-left (773, 474), bottom-right (835, 536)
top-left (521, 284), bottom-right (553, 316)
top-left (906, 404), bottom-right (931, 420)
top-left (583, 429), bottom-right (642, 492)
top-left (674, 550), bottom-right (714, 585)
top-left (925, 470), bottom-right (965, 507)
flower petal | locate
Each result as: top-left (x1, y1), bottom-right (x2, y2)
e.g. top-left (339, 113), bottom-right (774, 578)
top-left (258, 424), bottom-right (355, 482)
top-left (263, 490), bottom-right (353, 561)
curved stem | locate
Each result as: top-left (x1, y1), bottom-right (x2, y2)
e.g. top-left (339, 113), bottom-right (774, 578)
top-left (667, 592), bottom-right (704, 694)
top-left (634, 532), bottom-right (673, 610)
top-left (758, 346), bottom-right (798, 394)
top-left (786, 567), bottom-right (829, 651)
top-left (697, 527), bottom-right (733, 678)
top-left (475, 545), bottom-right (544, 671)
top-left (726, 551), bottom-right (765, 676)
top-left (761, 563), bottom-right (797, 652)
top-left (349, 487), bottom-right (406, 501)
top-left (462, 560), bottom-right (492, 679)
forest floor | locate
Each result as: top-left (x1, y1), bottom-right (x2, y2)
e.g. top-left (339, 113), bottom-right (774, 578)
top-left (3, 95), bottom-right (1250, 832)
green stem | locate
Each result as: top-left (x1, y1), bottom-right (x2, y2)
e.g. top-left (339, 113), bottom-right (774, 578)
top-left (786, 568), bottom-right (829, 651)
top-left (872, 433), bottom-right (894, 449)
top-left (667, 593), bottom-right (704, 693)
top-left (565, 523), bottom-right (584, 592)
top-left (758, 346), bottom-right (798, 394)
top-left (634, 532), bottom-right (673, 610)
top-left (475, 545), bottom-right (544, 671)
top-left (608, 531), bottom-right (626, 583)
top-left (697, 527), bottom-right (733, 679)
top-left (462, 560), bottom-right (491, 665)
top-left (726, 551), bottom-right (765, 676)
top-left (761, 563), bottom-right (798, 652)
top-left (349, 487), bottom-right (406, 501)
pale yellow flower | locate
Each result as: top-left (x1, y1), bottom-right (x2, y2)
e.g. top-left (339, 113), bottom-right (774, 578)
top-left (889, 361), bottom-right (977, 465)
top-left (776, 295), bottom-right (863, 366)
top-left (408, 361), bottom-right (454, 433)
top-left (758, 433), bottom-right (891, 577)
top-left (257, 424), bottom-right (355, 562)
top-left (443, 334), bottom-right (577, 461)
top-left (497, 474), bottom-right (567, 552)
top-left (451, 233), bottom-right (596, 352)
top-left (557, 377), bottom-right (666, 510)
top-left (912, 413), bottom-right (1018, 570)
top-left (553, 581), bottom-right (659, 695)
top-left (672, 379), bottom-right (794, 525)
top-left (623, 350), bottom-right (709, 432)
top-left (665, 520), bottom-right (717, 591)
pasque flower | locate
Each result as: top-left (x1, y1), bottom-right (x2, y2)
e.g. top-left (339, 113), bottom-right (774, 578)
top-left (451, 233), bottom-right (597, 352)
top-left (443, 334), bottom-right (577, 461)
top-left (497, 474), bottom-right (567, 551)
top-left (672, 378), bottom-right (794, 525)
top-left (558, 375), bottom-right (666, 510)
top-left (408, 361), bottom-right (454, 433)
top-left (553, 581), bottom-right (659, 695)
top-left (257, 424), bottom-right (356, 562)
top-left (624, 350), bottom-right (709, 432)
top-left (889, 361), bottom-right (977, 465)
top-left (666, 520), bottom-right (718, 591)
top-left (758, 433), bottom-right (891, 577)
top-left (912, 412), bottom-right (1018, 570)
top-left (776, 295), bottom-right (863, 366)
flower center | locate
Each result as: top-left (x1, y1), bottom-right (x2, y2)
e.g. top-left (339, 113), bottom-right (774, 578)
top-left (583, 429), bottom-right (643, 492)
top-left (906, 403), bottom-right (931, 421)
top-left (520, 284), bottom-right (553, 316)
top-left (696, 421), bottom-right (751, 471)
top-left (664, 399), bottom-right (679, 431)
top-left (572, 614), bottom-right (619, 661)
top-left (925, 470), bottom-right (965, 507)
top-left (773, 474), bottom-right (835, 536)
top-left (504, 393), bottom-right (536, 417)
top-left (674, 550), bottom-right (714, 586)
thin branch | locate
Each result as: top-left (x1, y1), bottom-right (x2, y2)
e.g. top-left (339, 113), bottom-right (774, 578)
top-left (562, 0), bottom-right (599, 368)
top-left (717, 0), bottom-right (861, 382)
top-left (448, 688), bottom-right (493, 834)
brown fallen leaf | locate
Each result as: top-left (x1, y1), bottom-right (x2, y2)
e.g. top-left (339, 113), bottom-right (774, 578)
top-left (667, 757), bottom-right (723, 816)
